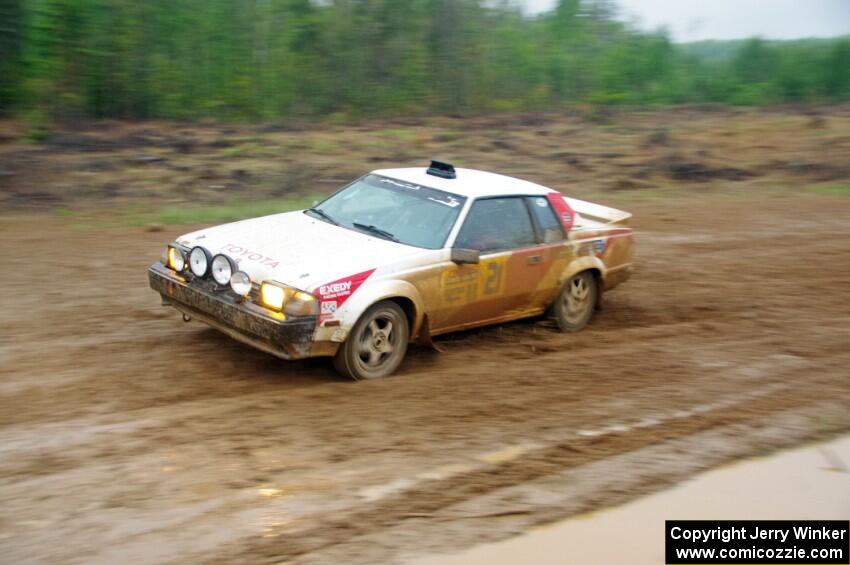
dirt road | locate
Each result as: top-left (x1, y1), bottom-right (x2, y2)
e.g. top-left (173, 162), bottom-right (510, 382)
top-left (1, 192), bottom-right (849, 564)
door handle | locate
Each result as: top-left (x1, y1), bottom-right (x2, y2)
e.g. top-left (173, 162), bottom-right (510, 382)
top-left (527, 255), bottom-right (543, 265)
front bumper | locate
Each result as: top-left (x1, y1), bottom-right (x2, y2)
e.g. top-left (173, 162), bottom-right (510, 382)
top-left (148, 262), bottom-right (319, 360)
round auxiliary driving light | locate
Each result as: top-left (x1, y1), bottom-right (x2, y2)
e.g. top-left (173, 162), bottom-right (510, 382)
top-left (230, 271), bottom-right (252, 296)
top-left (189, 246), bottom-right (211, 277)
top-left (168, 246), bottom-right (186, 272)
top-left (211, 254), bottom-right (234, 285)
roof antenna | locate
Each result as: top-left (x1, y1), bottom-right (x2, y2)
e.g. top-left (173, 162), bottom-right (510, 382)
top-left (427, 160), bottom-right (456, 179)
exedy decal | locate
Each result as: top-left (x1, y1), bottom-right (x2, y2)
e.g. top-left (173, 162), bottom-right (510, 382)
top-left (315, 269), bottom-right (375, 322)
top-left (319, 280), bottom-right (353, 297)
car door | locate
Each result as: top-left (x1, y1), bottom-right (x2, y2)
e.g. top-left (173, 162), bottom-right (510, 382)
top-left (431, 196), bottom-right (567, 332)
top-left (521, 195), bottom-right (574, 309)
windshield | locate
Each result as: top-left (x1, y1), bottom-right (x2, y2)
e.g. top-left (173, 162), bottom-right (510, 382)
top-left (307, 174), bottom-right (466, 249)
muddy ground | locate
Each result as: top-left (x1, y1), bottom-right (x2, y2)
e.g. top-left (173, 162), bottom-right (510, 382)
top-left (1, 108), bottom-right (849, 564)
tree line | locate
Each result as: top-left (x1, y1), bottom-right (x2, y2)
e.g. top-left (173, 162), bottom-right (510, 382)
top-left (0, 0), bottom-right (848, 122)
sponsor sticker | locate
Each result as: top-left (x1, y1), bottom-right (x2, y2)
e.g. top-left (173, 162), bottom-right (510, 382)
top-left (428, 196), bottom-right (462, 208)
top-left (315, 269), bottom-right (375, 322)
top-left (442, 257), bottom-right (508, 303)
top-left (221, 244), bottom-right (280, 268)
top-left (544, 192), bottom-right (575, 232)
top-left (379, 178), bottom-right (421, 191)
top-left (319, 281), bottom-right (352, 299)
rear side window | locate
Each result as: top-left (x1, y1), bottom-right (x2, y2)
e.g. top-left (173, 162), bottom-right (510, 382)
top-left (454, 197), bottom-right (537, 253)
top-left (526, 196), bottom-right (566, 243)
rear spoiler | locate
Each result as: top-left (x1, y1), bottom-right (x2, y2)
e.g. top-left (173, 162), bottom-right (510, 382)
top-left (564, 196), bottom-right (632, 226)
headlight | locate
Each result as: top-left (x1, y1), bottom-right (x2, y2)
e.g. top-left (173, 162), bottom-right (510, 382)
top-left (260, 282), bottom-right (318, 316)
top-left (211, 254), bottom-right (234, 285)
top-left (167, 246), bottom-right (186, 272)
top-left (230, 271), bottom-right (252, 296)
top-left (189, 246), bottom-right (211, 277)
top-left (260, 282), bottom-right (289, 311)
top-left (284, 291), bottom-right (319, 317)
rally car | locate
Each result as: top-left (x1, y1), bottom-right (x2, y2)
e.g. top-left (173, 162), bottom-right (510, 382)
top-left (149, 161), bottom-right (634, 379)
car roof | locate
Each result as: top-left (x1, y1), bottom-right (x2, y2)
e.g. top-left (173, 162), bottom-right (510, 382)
top-left (371, 167), bottom-right (555, 198)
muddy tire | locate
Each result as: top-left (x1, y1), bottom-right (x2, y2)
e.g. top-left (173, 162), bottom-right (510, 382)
top-left (333, 301), bottom-right (409, 380)
top-left (553, 271), bottom-right (598, 332)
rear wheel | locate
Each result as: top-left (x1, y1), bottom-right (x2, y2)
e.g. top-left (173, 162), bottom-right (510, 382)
top-left (553, 271), bottom-right (598, 332)
top-left (333, 301), bottom-right (409, 379)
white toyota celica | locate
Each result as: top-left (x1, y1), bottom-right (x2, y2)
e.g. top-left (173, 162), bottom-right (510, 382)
top-left (149, 161), bottom-right (634, 379)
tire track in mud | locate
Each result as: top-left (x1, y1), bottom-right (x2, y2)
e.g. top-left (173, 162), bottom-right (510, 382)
top-left (207, 369), bottom-right (850, 564)
top-left (2, 196), bottom-right (850, 563)
top-left (7, 353), bottom-right (841, 565)
top-left (0, 332), bottom-right (811, 481)
top-left (3, 343), bottom-right (843, 565)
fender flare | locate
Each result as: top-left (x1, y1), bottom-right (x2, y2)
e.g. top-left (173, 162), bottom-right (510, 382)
top-left (334, 279), bottom-right (426, 341)
top-left (559, 256), bottom-right (606, 284)
top-left (557, 256), bottom-right (606, 307)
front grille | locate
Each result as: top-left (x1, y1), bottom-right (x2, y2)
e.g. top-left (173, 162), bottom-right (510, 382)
top-left (150, 262), bottom-right (320, 361)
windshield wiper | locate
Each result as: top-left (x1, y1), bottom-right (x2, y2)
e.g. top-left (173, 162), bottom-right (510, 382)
top-left (306, 207), bottom-right (338, 225)
top-left (353, 222), bottom-right (398, 242)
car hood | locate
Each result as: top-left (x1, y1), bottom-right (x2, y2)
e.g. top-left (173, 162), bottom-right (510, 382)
top-left (176, 211), bottom-right (423, 291)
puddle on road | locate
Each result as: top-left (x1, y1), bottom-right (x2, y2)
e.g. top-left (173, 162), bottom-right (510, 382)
top-left (476, 443), bottom-right (542, 465)
top-left (411, 435), bottom-right (850, 565)
top-left (257, 487), bottom-right (284, 498)
top-left (359, 478), bottom-right (416, 502)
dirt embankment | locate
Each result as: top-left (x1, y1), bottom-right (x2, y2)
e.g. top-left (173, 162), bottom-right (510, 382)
top-left (1, 105), bottom-right (849, 211)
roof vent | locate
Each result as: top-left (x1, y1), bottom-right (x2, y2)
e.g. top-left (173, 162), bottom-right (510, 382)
top-left (427, 160), bottom-right (456, 179)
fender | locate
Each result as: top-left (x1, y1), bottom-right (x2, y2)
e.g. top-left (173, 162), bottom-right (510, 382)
top-left (330, 278), bottom-right (426, 342)
top-left (559, 255), bottom-right (606, 286)
top-left (558, 255), bottom-right (607, 309)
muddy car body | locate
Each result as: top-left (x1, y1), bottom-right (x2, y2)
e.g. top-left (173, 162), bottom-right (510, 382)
top-left (149, 161), bottom-right (634, 379)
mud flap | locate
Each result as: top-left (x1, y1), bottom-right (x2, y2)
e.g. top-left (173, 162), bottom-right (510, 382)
top-left (415, 316), bottom-right (445, 353)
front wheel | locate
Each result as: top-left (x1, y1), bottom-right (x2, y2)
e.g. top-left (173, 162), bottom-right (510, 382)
top-left (333, 301), bottom-right (409, 380)
top-left (553, 271), bottom-right (598, 332)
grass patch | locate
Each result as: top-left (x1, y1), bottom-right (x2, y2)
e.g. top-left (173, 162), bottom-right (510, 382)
top-left (432, 131), bottom-right (462, 143)
top-left (53, 207), bottom-right (79, 218)
top-left (311, 139), bottom-right (339, 153)
top-left (608, 186), bottom-right (682, 201)
top-left (761, 183), bottom-right (850, 198)
top-left (808, 183), bottom-right (850, 196)
top-left (381, 129), bottom-right (416, 143)
top-left (284, 138), bottom-right (311, 150)
top-left (126, 195), bottom-right (322, 226)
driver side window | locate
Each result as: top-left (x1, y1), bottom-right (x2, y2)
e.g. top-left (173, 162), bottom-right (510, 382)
top-left (454, 197), bottom-right (536, 253)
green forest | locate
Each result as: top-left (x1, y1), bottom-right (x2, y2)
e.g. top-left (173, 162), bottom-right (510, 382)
top-left (1, 0), bottom-right (848, 122)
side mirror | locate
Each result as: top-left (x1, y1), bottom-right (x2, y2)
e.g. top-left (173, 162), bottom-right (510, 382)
top-left (451, 248), bottom-right (480, 264)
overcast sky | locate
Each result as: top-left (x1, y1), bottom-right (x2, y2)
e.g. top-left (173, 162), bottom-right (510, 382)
top-left (523, 0), bottom-right (850, 42)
